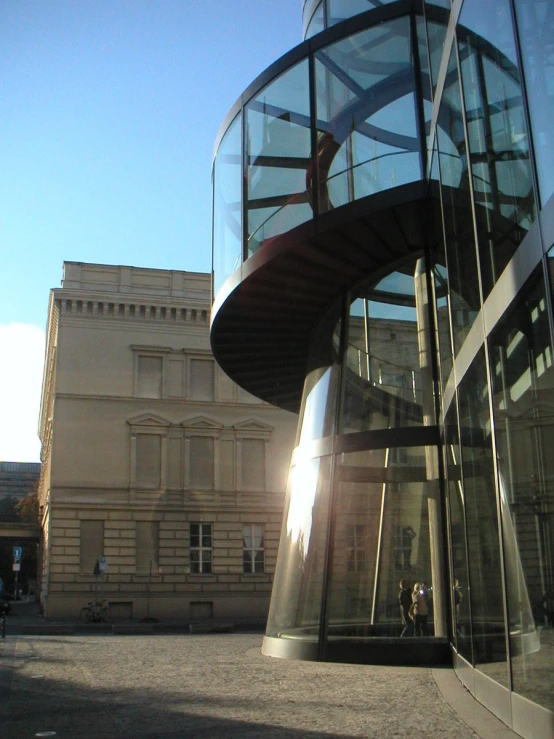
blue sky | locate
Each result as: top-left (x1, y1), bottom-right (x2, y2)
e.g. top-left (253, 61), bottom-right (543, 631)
top-left (0, 0), bottom-right (302, 462)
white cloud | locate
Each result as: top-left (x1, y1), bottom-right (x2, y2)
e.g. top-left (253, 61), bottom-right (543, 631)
top-left (0, 323), bottom-right (46, 463)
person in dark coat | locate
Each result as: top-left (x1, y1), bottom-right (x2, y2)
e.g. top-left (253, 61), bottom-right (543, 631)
top-left (398, 578), bottom-right (413, 636)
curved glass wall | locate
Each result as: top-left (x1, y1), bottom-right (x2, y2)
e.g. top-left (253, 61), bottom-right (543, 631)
top-left (213, 114), bottom-right (242, 297)
top-left (314, 17), bottom-right (422, 212)
top-left (513, 0), bottom-right (554, 208)
top-left (303, 0), bottom-right (408, 40)
top-left (341, 268), bottom-right (426, 433)
top-left (489, 262), bottom-right (554, 710)
top-left (213, 1), bottom-right (554, 734)
top-left (266, 264), bottom-right (448, 656)
top-left (212, 4), bottom-right (531, 307)
top-left (246, 59), bottom-right (312, 256)
top-left (457, 0), bottom-right (536, 298)
top-left (213, 8), bottom-right (427, 295)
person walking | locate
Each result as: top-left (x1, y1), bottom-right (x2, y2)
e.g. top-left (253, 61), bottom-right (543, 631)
top-left (398, 579), bottom-right (413, 636)
top-left (412, 581), bottom-right (429, 636)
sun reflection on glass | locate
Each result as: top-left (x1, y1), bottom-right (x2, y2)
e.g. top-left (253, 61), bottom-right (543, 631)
top-left (286, 456), bottom-right (320, 558)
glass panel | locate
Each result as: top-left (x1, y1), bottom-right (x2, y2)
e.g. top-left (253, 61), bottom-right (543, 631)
top-left (458, 0), bottom-right (536, 297)
top-left (514, 0), bottom-right (554, 207)
top-left (327, 0), bottom-right (398, 27)
top-left (266, 455), bottom-right (332, 639)
top-left (415, 15), bottom-right (433, 163)
top-left (326, 445), bottom-right (446, 639)
top-left (431, 134), bottom-right (454, 390)
top-left (437, 47), bottom-right (480, 353)
top-left (305, 0), bottom-right (325, 39)
top-left (297, 317), bottom-right (342, 445)
top-left (426, 20), bottom-right (450, 96)
top-left (315, 18), bottom-right (421, 213)
top-left (458, 350), bottom-right (509, 685)
top-left (342, 263), bottom-right (434, 434)
top-left (444, 404), bottom-right (473, 662)
top-left (489, 263), bottom-right (554, 710)
top-left (254, 550), bottom-right (265, 573)
top-left (213, 114), bottom-right (242, 297)
top-left (246, 60), bottom-right (312, 255)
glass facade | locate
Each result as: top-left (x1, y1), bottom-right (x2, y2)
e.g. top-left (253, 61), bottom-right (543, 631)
top-left (211, 2), bottom-right (554, 737)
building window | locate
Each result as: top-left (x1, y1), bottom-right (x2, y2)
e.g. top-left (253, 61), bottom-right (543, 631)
top-left (190, 358), bottom-right (215, 400)
top-left (80, 520), bottom-right (104, 574)
top-left (136, 434), bottom-right (162, 489)
top-left (135, 521), bottom-right (159, 574)
top-left (241, 438), bottom-right (266, 490)
top-left (243, 524), bottom-right (265, 573)
top-left (346, 524), bottom-right (368, 572)
top-left (137, 355), bottom-right (163, 398)
top-left (189, 436), bottom-right (214, 488)
top-left (190, 523), bottom-right (212, 573)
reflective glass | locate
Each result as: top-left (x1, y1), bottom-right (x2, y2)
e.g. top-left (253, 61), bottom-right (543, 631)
top-left (436, 47), bottom-right (480, 353)
top-left (458, 0), bottom-right (536, 297)
top-left (297, 319), bottom-right (342, 446)
top-left (431, 135), bottom-right (453, 389)
top-left (265, 455), bottom-right (332, 638)
top-left (305, 1), bottom-right (325, 39)
top-left (315, 18), bottom-right (421, 213)
top-left (213, 114), bottom-right (242, 296)
top-left (444, 404), bottom-right (473, 662)
top-left (514, 0), bottom-right (554, 207)
top-left (327, 0), bottom-right (397, 28)
top-left (341, 267), bottom-right (429, 434)
top-left (489, 263), bottom-right (554, 710)
top-left (425, 20), bottom-right (450, 96)
top-left (415, 15), bottom-right (433, 161)
top-left (246, 59), bottom-right (312, 255)
top-left (458, 350), bottom-right (509, 685)
top-left (326, 445), bottom-right (446, 639)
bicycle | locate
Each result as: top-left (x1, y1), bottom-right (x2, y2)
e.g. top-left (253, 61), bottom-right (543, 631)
top-left (79, 600), bottom-right (109, 623)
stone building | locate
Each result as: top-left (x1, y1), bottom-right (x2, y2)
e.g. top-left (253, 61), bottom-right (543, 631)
top-left (37, 262), bottom-right (297, 621)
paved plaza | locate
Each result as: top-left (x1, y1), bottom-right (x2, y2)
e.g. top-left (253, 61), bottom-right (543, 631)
top-left (0, 626), bottom-right (521, 739)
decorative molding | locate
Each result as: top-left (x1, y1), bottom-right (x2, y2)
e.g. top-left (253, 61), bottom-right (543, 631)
top-left (127, 413), bottom-right (171, 427)
top-left (233, 419), bottom-right (275, 432)
top-left (54, 294), bottom-right (210, 326)
top-left (181, 415), bottom-right (224, 430)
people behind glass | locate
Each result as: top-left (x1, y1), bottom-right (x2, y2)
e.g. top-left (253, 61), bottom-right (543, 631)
top-left (398, 578), bottom-right (413, 636)
top-left (453, 578), bottom-right (462, 618)
top-left (412, 581), bottom-right (429, 636)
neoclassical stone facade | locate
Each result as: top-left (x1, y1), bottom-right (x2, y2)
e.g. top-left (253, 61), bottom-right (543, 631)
top-left (38, 262), bottom-right (297, 621)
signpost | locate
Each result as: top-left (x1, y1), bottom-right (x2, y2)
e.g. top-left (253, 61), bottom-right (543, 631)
top-left (13, 547), bottom-right (22, 600)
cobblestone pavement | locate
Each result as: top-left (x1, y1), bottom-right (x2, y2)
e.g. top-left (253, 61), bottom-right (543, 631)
top-left (0, 633), bottom-right (519, 739)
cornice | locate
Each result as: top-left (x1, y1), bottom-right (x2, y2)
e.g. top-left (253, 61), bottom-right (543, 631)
top-left (51, 393), bottom-right (281, 412)
top-left (53, 292), bottom-right (210, 328)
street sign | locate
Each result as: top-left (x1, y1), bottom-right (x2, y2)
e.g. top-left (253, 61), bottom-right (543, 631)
top-left (99, 556), bottom-right (108, 573)
top-left (12, 564), bottom-right (20, 572)
top-left (13, 547), bottom-right (22, 564)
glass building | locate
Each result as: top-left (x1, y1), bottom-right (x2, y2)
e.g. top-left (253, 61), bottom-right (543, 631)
top-left (210, 2), bottom-right (554, 737)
